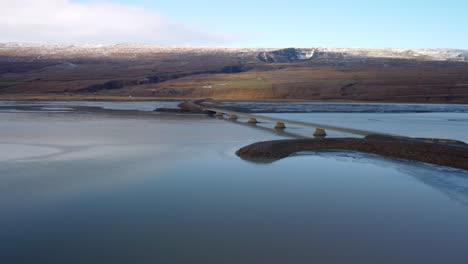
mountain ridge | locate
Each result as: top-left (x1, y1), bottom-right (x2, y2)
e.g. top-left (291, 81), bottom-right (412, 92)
top-left (1, 43), bottom-right (467, 62)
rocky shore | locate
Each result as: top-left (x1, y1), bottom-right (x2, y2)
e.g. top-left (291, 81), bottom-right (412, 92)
top-left (154, 101), bottom-right (210, 114)
top-left (236, 135), bottom-right (468, 170)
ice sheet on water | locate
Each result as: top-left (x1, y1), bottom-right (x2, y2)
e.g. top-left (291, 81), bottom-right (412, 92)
top-left (298, 150), bottom-right (468, 207)
top-left (0, 101), bottom-right (181, 112)
top-left (218, 101), bottom-right (468, 113)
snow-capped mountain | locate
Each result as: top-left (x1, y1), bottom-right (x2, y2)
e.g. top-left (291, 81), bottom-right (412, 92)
top-left (0, 43), bottom-right (466, 62)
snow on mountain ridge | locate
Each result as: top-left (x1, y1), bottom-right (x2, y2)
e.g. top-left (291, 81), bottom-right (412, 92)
top-left (0, 43), bottom-right (466, 62)
top-left (318, 47), bottom-right (468, 61)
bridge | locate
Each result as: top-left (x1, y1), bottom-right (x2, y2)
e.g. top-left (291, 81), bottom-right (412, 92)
top-left (193, 102), bottom-right (400, 138)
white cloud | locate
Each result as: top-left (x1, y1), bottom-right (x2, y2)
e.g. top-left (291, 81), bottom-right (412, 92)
top-left (0, 0), bottom-right (233, 45)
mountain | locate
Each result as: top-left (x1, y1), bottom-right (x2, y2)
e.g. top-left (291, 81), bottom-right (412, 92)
top-left (257, 47), bottom-right (468, 63)
top-left (1, 43), bottom-right (466, 61)
top-left (1, 43), bottom-right (467, 103)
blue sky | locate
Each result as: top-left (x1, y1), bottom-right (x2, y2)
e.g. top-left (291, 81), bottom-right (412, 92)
top-left (3, 0), bottom-right (467, 48)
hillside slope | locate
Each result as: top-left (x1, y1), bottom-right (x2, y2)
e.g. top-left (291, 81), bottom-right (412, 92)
top-left (1, 43), bottom-right (467, 103)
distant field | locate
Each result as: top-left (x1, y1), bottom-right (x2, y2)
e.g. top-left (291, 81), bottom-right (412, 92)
top-left (215, 79), bottom-right (272, 89)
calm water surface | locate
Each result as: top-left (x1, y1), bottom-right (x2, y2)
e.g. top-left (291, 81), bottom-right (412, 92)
top-left (1, 102), bottom-right (468, 263)
top-left (258, 112), bottom-right (468, 142)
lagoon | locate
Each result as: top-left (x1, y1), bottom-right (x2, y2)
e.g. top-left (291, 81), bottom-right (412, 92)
top-left (1, 101), bottom-right (468, 263)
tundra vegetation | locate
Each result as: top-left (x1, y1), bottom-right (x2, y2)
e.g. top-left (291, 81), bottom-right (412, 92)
top-left (0, 44), bottom-right (467, 103)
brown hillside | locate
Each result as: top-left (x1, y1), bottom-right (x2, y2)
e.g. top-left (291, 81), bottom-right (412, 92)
top-left (1, 44), bottom-right (467, 103)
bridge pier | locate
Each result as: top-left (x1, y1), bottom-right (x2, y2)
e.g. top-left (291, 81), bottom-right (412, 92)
top-left (228, 114), bottom-right (238, 120)
top-left (275, 122), bottom-right (286, 129)
top-left (215, 112), bottom-right (224, 117)
top-left (248, 118), bottom-right (258, 124)
top-left (314, 128), bottom-right (327, 137)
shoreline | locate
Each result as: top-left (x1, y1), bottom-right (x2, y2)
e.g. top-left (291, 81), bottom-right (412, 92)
top-left (1, 95), bottom-right (468, 105)
top-left (236, 135), bottom-right (468, 170)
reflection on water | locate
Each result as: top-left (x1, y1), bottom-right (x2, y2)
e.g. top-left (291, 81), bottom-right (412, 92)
top-left (1, 104), bottom-right (468, 263)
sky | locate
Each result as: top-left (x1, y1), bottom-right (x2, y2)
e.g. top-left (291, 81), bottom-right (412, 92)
top-left (1, 0), bottom-right (467, 48)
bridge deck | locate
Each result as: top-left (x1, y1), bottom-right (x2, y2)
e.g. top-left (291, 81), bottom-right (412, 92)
top-left (202, 106), bottom-right (400, 137)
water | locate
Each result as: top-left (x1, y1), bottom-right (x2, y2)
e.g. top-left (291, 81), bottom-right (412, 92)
top-left (0, 100), bottom-right (180, 113)
top-left (218, 101), bottom-right (468, 113)
top-left (218, 101), bottom-right (468, 141)
top-left (257, 112), bottom-right (468, 142)
top-left (1, 102), bottom-right (468, 263)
